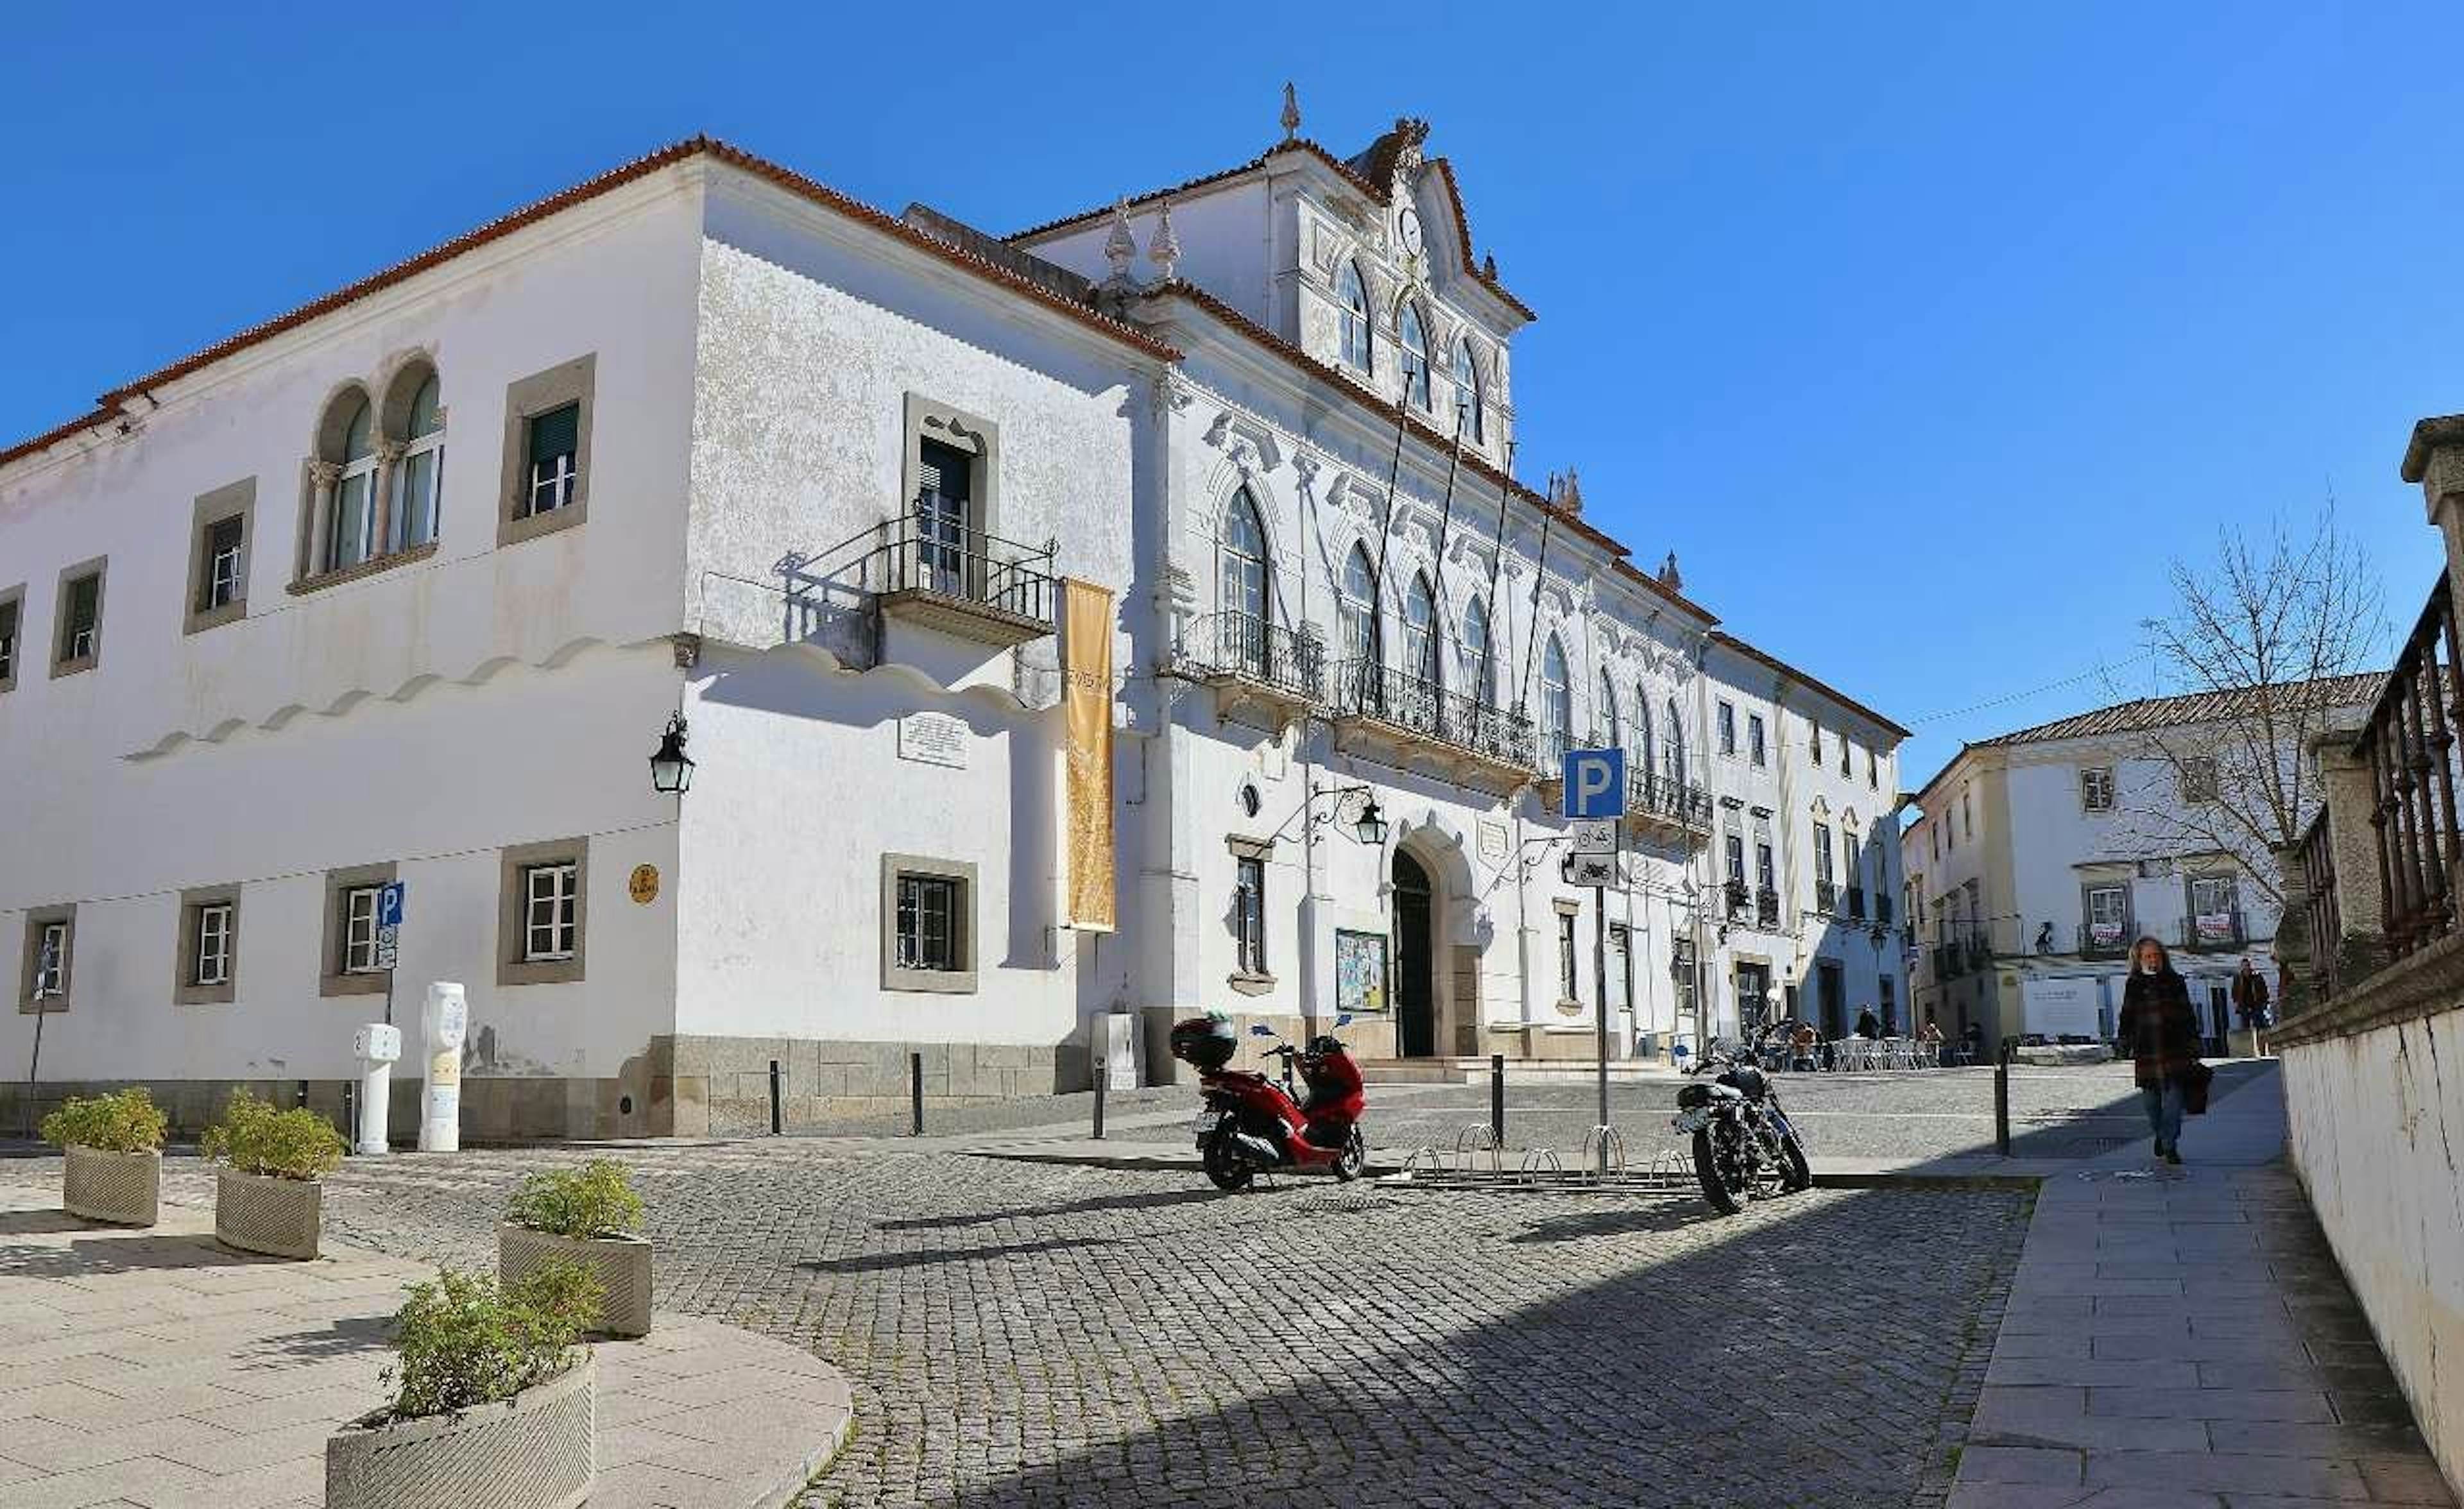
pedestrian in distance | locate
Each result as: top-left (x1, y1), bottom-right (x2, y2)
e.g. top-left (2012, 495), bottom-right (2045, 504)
top-left (1854, 1006), bottom-right (1882, 1041)
top-left (2232, 957), bottom-right (2273, 1056)
top-left (1920, 1016), bottom-right (1946, 1066)
top-left (1790, 1020), bottom-right (1819, 1073)
top-left (2117, 935), bottom-right (2202, 1165)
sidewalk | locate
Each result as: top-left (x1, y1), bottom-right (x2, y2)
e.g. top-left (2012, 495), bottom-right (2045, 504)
top-left (0, 1181), bottom-right (850, 1508)
top-left (1946, 1065), bottom-right (2459, 1508)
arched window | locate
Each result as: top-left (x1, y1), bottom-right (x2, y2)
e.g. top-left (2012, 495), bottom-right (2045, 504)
top-left (390, 370), bottom-right (444, 552)
top-left (1404, 571), bottom-right (1441, 688)
top-left (1340, 542), bottom-right (1381, 672)
top-left (1398, 302), bottom-right (1432, 411)
top-left (1219, 488), bottom-right (1270, 670)
top-left (1540, 635), bottom-right (1571, 762)
top-left (1634, 682), bottom-right (1656, 787)
top-left (1461, 594), bottom-right (1493, 704)
top-left (1598, 672), bottom-right (1620, 750)
top-left (1664, 696), bottom-right (1688, 788)
top-left (1338, 261), bottom-right (1373, 370)
top-left (323, 392), bottom-right (378, 571)
top-left (1453, 338), bottom-right (1483, 443)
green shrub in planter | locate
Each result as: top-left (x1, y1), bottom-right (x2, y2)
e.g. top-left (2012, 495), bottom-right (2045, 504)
top-left (200, 1090), bottom-right (345, 1180)
top-left (387, 1259), bottom-right (603, 1421)
top-left (504, 1161), bottom-right (644, 1239)
top-left (40, 1087), bottom-right (167, 1153)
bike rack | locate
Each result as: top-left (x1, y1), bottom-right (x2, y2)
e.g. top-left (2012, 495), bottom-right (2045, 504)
top-left (1577, 1124), bottom-right (1627, 1179)
top-left (1517, 1147), bottom-right (1564, 1184)
top-left (1452, 1123), bottom-right (1503, 1174)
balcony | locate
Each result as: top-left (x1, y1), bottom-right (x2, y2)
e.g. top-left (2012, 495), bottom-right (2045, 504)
top-left (1176, 613), bottom-right (1323, 729)
top-left (1329, 660), bottom-right (1536, 796)
top-left (1814, 878), bottom-right (1838, 913)
top-left (2080, 914), bottom-right (2132, 960)
top-left (2178, 910), bottom-right (2248, 952)
top-left (1625, 771), bottom-right (1713, 842)
top-left (1756, 886), bottom-right (1781, 929)
top-left (862, 496), bottom-right (1057, 647)
top-left (1933, 925), bottom-right (1992, 979)
top-left (1724, 878), bottom-right (1749, 917)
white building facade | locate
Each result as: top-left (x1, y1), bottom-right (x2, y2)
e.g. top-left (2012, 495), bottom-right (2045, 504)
top-left (1899, 677), bottom-right (2379, 1052)
top-left (2, 119), bottom-right (1908, 1139)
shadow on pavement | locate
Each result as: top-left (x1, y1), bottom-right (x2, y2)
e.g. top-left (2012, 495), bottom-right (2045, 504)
top-left (875, 1187), bottom-right (1233, 1231)
top-left (0, 1232), bottom-right (287, 1279)
top-left (1503, 1200), bottom-right (1706, 1244)
top-left (801, 1234), bottom-right (1125, 1275)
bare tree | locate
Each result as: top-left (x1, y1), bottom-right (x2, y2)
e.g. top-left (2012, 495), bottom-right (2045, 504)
top-left (2112, 507), bottom-right (2388, 911)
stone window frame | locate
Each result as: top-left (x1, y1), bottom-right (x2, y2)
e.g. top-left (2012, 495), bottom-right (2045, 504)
top-left (1226, 835), bottom-right (1277, 994)
top-left (175, 884), bottom-right (242, 1006)
top-left (184, 478), bottom-right (256, 636)
top-left (320, 860), bottom-right (397, 998)
top-left (2080, 765), bottom-right (2116, 812)
top-left (497, 354), bottom-right (597, 547)
top-left (51, 556), bottom-right (107, 678)
top-left (0, 581), bottom-right (22, 694)
top-left (900, 393), bottom-right (1002, 541)
top-left (20, 905), bottom-right (74, 1013)
top-left (880, 852), bottom-right (978, 994)
top-left (1553, 898), bottom-right (1582, 1009)
top-left (498, 836), bottom-right (588, 987)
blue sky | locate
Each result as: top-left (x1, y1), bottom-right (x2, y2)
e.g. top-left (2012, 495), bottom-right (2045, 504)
top-left (3, 3), bottom-right (2452, 786)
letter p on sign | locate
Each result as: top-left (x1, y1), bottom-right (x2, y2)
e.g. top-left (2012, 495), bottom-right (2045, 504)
top-left (1561, 747), bottom-right (1626, 820)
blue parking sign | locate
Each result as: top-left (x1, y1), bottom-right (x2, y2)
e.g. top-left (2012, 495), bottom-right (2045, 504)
top-left (1561, 747), bottom-right (1626, 819)
top-left (377, 882), bottom-right (407, 928)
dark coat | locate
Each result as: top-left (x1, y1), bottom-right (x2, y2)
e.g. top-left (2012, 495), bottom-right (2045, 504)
top-left (2118, 969), bottom-right (2202, 1087)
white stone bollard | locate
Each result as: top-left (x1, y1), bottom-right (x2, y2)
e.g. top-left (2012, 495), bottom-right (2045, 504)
top-left (419, 983), bottom-right (467, 1153)
top-left (352, 1023), bottom-right (400, 1156)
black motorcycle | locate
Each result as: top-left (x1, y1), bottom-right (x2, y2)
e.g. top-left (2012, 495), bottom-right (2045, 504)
top-left (1672, 1040), bottom-right (1812, 1215)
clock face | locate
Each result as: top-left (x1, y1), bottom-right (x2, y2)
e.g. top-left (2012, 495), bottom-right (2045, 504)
top-left (1398, 208), bottom-right (1424, 255)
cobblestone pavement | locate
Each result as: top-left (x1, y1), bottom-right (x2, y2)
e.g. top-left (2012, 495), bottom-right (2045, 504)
top-left (6, 1138), bottom-right (2032, 1508)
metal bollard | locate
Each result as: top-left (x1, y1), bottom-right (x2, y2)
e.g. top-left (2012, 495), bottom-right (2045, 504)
top-left (768, 1059), bottom-right (783, 1136)
top-left (1994, 1039), bottom-right (2012, 1157)
top-left (910, 1052), bottom-right (925, 1138)
top-left (1092, 1059), bottom-right (1107, 1141)
top-left (1490, 1053), bottom-right (1506, 1150)
top-left (295, 1079), bottom-right (311, 1111)
top-left (341, 1080), bottom-right (356, 1144)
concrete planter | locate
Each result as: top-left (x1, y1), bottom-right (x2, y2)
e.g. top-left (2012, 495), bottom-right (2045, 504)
top-left (62, 1145), bottom-right (159, 1226)
top-left (215, 1168), bottom-right (323, 1260)
top-left (499, 1225), bottom-right (652, 1338)
top-left (326, 1357), bottom-right (594, 1509)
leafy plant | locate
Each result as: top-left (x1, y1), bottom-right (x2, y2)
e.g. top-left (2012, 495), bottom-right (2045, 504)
top-left (40, 1087), bottom-right (167, 1154)
top-left (198, 1090), bottom-right (345, 1181)
top-left (504, 1160), bottom-right (644, 1239)
top-left (386, 1259), bottom-right (602, 1420)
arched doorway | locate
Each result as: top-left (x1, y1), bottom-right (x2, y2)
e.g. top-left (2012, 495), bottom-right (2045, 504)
top-left (1392, 851), bottom-right (1437, 1057)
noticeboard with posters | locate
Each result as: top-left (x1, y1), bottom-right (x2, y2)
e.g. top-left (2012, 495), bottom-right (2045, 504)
top-left (1335, 929), bottom-right (1388, 1015)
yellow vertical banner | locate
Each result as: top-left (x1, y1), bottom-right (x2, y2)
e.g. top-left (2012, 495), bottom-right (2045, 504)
top-left (1062, 579), bottom-right (1117, 930)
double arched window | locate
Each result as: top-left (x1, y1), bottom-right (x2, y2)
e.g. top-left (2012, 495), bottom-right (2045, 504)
top-left (1339, 261), bottom-right (1373, 371)
top-left (1461, 595), bottom-right (1493, 704)
top-left (1664, 697), bottom-right (1688, 787)
top-left (1219, 488), bottom-right (1270, 670)
top-left (1404, 571), bottom-right (1441, 688)
top-left (1539, 635), bottom-right (1571, 762)
top-left (1453, 338), bottom-right (1484, 443)
top-left (1398, 302), bottom-right (1433, 411)
top-left (389, 368), bottom-right (443, 552)
top-left (321, 390), bottom-right (379, 571)
top-left (1340, 543), bottom-right (1381, 670)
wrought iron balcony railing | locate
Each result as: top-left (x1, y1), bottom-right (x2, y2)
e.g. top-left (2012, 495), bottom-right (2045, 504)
top-left (1176, 613), bottom-right (1323, 703)
top-left (1756, 887), bottom-right (1781, 928)
top-left (1627, 772), bottom-right (1714, 830)
top-left (811, 493), bottom-right (1058, 645)
top-left (2177, 910), bottom-right (2248, 951)
top-left (1814, 879), bottom-right (1837, 913)
top-left (1331, 660), bottom-right (1535, 769)
top-left (1846, 886), bottom-right (1867, 921)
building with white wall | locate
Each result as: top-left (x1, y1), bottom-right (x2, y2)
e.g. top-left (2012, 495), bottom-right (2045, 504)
top-left (1899, 676), bottom-right (2378, 1052)
top-left (2, 113), bottom-right (1909, 1139)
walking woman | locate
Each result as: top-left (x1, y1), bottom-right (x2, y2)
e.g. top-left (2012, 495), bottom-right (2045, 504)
top-left (2116, 936), bottom-right (2202, 1164)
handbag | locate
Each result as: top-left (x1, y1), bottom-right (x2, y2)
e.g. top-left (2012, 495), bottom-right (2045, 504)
top-left (2182, 1060), bottom-right (2214, 1115)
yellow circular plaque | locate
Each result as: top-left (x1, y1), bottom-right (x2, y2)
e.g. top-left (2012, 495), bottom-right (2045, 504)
top-left (628, 864), bottom-right (660, 905)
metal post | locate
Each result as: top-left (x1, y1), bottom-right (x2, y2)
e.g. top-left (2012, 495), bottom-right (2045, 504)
top-left (768, 1059), bottom-right (783, 1136)
top-left (295, 1079), bottom-right (310, 1111)
top-left (1594, 900), bottom-right (1611, 1172)
top-left (909, 1052), bottom-right (925, 1138)
top-left (1489, 1053), bottom-right (1505, 1149)
top-left (1092, 1060), bottom-right (1107, 1141)
top-left (1994, 1039), bottom-right (2012, 1157)
top-left (341, 1080), bottom-right (355, 1144)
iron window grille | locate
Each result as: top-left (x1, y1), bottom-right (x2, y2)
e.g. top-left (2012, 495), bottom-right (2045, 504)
top-left (896, 873), bottom-right (964, 972)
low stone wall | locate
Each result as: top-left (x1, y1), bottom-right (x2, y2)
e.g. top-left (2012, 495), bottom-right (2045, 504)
top-left (2275, 932), bottom-right (2464, 1497)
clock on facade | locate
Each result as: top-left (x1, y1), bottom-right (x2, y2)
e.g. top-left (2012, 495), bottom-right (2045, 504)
top-left (1398, 208), bottom-right (1424, 255)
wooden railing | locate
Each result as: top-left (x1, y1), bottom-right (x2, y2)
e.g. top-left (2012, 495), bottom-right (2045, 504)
top-left (2360, 574), bottom-right (2464, 962)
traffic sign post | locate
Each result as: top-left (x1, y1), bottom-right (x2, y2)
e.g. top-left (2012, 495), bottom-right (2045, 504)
top-left (1560, 748), bottom-right (1626, 1170)
top-left (377, 882), bottom-right (406, 1025)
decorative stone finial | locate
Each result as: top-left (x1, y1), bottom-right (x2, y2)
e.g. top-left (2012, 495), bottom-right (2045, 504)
top-left (1658, 550), bottom-right (1684, 592)
top-left (1103, 198), bottom-right (1139, 291)
top-left (1281, 82), bottom-right (1301, 142)
top-left (1147, 200), bottom-right (1181, 285)
top-left (1550, 466), bottom-right (1584, 515)
top-left (1482, 252), bottom-right (1498, 279)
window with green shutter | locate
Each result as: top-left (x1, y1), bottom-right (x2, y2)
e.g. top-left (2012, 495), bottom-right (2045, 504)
top-left (523, 403), bottom-right (581, 518)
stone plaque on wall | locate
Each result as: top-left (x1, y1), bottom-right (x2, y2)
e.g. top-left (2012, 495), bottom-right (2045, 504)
top-left (897, 711), bottom-right (967, 769)
top-left (1478, 819), bottom-right (1510, 864)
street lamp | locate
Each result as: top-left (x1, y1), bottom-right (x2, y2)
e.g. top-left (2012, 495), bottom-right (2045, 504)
top-left (649, 713), bottom-right (696, 795)
top-left (1353, 797), bottom-right (1389, 846)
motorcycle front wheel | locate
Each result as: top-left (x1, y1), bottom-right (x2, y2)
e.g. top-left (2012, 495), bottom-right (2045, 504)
top-left (1778, 1133), bottom-right (1812, 1193)
top-left (1691, 1126), bottom-right (1747, 1216)
top-left (1331, 1127), bottom-right (1367, 1182)
top-left (1201, 1127), bottom-right (1255, 1192)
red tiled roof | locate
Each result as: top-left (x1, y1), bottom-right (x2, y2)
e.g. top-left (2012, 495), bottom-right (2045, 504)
top-left (1970, 674), bottom-right (2386, 747)
top-left (1143, 280), bottom-right (1714, 626)
top-left (1708, 631), bottom-right (1912, 740)
top-left (0, 137), bottom-right (1179, 474)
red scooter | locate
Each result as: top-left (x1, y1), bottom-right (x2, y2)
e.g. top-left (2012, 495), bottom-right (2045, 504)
top-left (1168, 1014), bottom-right (1367, 1190)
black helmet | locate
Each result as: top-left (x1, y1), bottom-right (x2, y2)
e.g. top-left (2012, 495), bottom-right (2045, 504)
top-left (1168, 1014), bottom-right (1237, 1071)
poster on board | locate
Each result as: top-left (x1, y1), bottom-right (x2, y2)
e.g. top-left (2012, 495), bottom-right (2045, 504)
top-left (1336, 929), bottom-right (1389, 1015)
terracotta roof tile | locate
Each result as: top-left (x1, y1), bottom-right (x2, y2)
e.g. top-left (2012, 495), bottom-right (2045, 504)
top-left (1, 137), bottom-right (1177, 474)
top-left (1969, 673), bottom-right (2386, 748)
